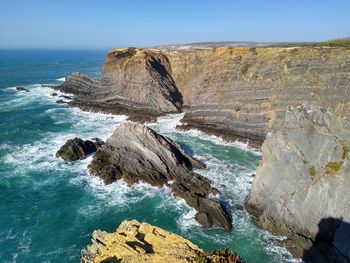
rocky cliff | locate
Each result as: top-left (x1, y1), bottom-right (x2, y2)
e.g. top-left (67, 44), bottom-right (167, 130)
top-left (81, 220), bottom-right (244, 263)
top-left (58, 48), bottom-right (182, 121)
top-left (245, 104), bottom-right (350, 262)
top-left (167, 46), bottom-right (350, 146)
top-left (58, 46), bottom-right (350, 146)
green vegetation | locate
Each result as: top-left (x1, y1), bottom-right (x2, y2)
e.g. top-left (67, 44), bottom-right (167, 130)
top-left (241, 63), bottom-right (252, 74)
top-left (342, 145), bottom-right (349, 160)
top-left (309, 165), bottom-right (316, 177)
top-left (265, 37), bottom-right (350, 48)
top-left (318, 37), bottom-right (350, 47)
top-left (249, 47), bottom-right (258, 55)
top-left (325, 161), bottom-right (343, 174)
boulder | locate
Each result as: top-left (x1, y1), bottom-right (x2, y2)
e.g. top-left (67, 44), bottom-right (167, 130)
top-left (89, 123), bottom-right (232, 230)
top-left (245, 103), bottom-right (350, 262)
top-left (56, 137), bottom-right (102, 161)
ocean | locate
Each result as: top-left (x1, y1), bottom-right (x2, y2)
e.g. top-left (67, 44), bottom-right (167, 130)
top-left (0, 50), bottom-right (298, 263)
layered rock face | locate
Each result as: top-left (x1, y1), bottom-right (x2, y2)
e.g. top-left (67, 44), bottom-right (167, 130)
top-left (167, 46), bottom-right (350, 145)
top-left (81, 220), bottom-right (244, 263)
top-left (245, 104), bottom-right (350, 262)
top-left (57, 48), bottom-right (182, 121)
top-left (89, 123), bottom-right (232, 230)
top-left (58, 46), bottom-right (350, 145)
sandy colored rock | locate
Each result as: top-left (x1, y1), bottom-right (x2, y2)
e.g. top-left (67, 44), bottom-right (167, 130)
top-left (81, 220), bottom-right (205, 263)
top-left (57, 46), bottom-right (350, 145)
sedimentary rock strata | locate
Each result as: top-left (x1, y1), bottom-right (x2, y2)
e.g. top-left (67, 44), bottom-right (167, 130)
top-left (56, 137), bottom-right (103, 161)
top-left (81, 220), bottom-right (243, 263)
top-left (58, 46), bottom-right (350, 145)
top-left (245, 104), bottom-right (350, 262)
top-left (89, 123), bottom-right (232, 230)
top-left (167, 46), bottom-right (350, 146)
top-left (57, 48), bottom-right (182, 121)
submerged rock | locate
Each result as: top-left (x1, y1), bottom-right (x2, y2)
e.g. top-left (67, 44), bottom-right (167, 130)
top-left (16, 86), bottom-right (29, 92)
top-left (89, 123), bottom-right (232, 230)
top-left (81, 219), bottom-right (204, 263)
top-left (246, 103), bottom-right (350, 262)
top-left (56, 137), bottom-right (103, 161)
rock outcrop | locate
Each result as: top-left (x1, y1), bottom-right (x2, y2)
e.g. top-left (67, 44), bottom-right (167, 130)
top-left (16, 86), bottom-right (30, 92)
top-left (245, 104), bottom-right (350, 262)
top-left (56, 137), bottom-right (103, 161)
top-left (57, 46), bottom-right (350, 146)
top-left (89, 123), bottom-right (232, 230)
top-left (81, 220), bottom-right (244, 263)
top-left (56, 48), bottom-right (182, 121)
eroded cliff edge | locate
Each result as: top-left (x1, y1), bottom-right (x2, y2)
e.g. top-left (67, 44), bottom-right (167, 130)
top-left (245, 104), bottom-right (350, 263)
top-left (57, 46), bottom-right (350, 146)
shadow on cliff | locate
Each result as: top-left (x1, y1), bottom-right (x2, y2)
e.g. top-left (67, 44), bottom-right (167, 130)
top-left (302, 217), bottom-right (350, 263)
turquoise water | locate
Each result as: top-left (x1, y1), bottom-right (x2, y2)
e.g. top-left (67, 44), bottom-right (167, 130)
top-left (0, 50), bottom-right (298, 263)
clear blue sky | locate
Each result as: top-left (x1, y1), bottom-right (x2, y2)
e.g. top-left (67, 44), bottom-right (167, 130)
top-left (0, 0), bottom-right (349, 49)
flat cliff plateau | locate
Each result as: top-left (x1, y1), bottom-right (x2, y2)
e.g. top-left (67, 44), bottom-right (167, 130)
top-left (57, 45), bottom-right (350, 146)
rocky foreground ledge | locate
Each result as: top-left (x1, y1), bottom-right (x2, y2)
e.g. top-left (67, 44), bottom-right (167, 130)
top-left (89, 123), bottom-right (232, 230)
top-left (246, 104), bottom-right (350, 263)
top-left (81, 220), bottom-right (243, 263)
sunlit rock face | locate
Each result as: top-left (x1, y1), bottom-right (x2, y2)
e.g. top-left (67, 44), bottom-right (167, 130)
top-left (246, 103), bottom-right (350, 262)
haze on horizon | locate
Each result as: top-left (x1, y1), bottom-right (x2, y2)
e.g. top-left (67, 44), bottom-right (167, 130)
top-left (0, 0), bottom-right (349, 49)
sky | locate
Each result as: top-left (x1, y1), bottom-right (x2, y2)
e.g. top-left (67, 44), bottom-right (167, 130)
top-left (0, 0), bottom-right (349, 49)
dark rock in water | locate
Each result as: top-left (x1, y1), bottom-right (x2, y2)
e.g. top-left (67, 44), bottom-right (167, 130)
top-left (91, 137), bottom-right (105, 148)
top-left (234, 204), bottom-right (244, 210)
top-left (51, 93), bottom-right (58, 96)
top-left (56, 137), bottom-right (99, 161)
top-left (16, 87), bottom-right (29, 92)
top-left (59, 94), bottom-right (73, 100)
top-left (56, 99), bottom-right (66, 104)
top-left (89, 123), bottom-right (232, 230)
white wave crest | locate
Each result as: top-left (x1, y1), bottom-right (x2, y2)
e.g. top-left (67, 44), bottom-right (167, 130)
top-left (56, 77), bottom-right (66, 81)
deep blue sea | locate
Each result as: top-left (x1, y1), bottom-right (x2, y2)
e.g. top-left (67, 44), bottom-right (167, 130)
top-left (0, 50), bottom-right (298, 263)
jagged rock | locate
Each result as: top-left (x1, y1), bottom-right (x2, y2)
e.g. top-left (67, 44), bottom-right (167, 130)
top-left (56, 137), bottom-right (102, 161)
top-left (234, 204), bottom-right (244, 210)
top-left (56, 72), bottom-right (99, 96)
top-left (89, 123), bottom-right (232, 229)
top-left (56, 99), bottom-right (66, 104)
top-left (245, 104), bottom-right (350, 262)
top-left (198, 248), bottom-right (245, 263)
top-left (81, 220), bottom-right (206, 263)
top-left (59, 94), bottom-right (73, 100)
top-left (16, 86), bottom-right (29, 92)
